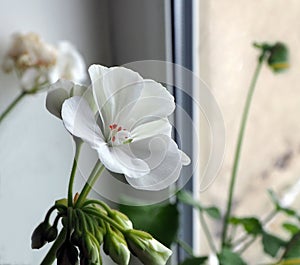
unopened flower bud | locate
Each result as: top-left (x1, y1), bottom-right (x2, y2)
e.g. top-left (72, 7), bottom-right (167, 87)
top-left (31, 222), bottom-right (50, 249)
top-left (80, 233), bottom-right (102, 265)
top-left (103, 229), bottom-right (130, 265)
top-left (44, 226), bottom-right (58, 242)
top-left (125, 229), bottom-right (172, 265)
top-left (267, 42), bottom-right (289, 72)
top-left (57, 240), bottom-right (79, 265)
top-left (110, 210), bottom-right (133, 230)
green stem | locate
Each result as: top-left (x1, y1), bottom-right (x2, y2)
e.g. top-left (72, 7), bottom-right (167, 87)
top-left (221, 54), bottom-right (266, 247)
top-left (75, 161), bottom-right (105, 208)
top-left (199, 210), bottom-right (217, 253)
top-left (0, 91), bottom-right (26, 124)
top-left (44, 206), bottom-right (57, 223)
top-left (237, 236), bottom-right (257, 254)
top-left (262, 209), bottom-right (277, 225)
top-left (67, 141), bottom-right (82, 207)
top-left (175, 238), bottom-right (194, 257)
top-left (40, 228), bottom-right (66, 265)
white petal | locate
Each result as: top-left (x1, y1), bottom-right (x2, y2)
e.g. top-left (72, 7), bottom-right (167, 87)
top-left (180, 150), bottom-right (191, 166)
top-left (89, 64), bottom-right (143, 109)
top-left (124, 135), bottom-right (184, 190)
top-left (96, 144), bottom-right (150, 178)
top-left (89, 64), bottom-right (143, 134)
top-left (126, 80), bottom-right (175, 130)
top-left (61, 96), bottom-right (105, 148)
top-left (131, 118), bottom-right (172, 141)
top-left (100, 80), bottom-right (144, 133)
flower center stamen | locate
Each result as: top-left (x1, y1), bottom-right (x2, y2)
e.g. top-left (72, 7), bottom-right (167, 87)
top-left (108, 123), bottom-right (132, 146)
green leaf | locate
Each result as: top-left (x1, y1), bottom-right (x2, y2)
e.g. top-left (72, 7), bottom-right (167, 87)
top-left (218, 248), bottom-right (246, 265)
top-left (230, 217), bottom-right (262, 235)
top-left (177, 191), bottom-right (221, 219)
top-left (203, 206), bottom-right (222, 220)
top-left (282, 223), bottom-right (300, 236)
top-left (283, 232), bottom-right (300, 259)
top-left (281, 207), bottom-right (297, 217)
top-left (262, 232), bottom-right (286, 257)
top-left (119, 202), bottom-right (179, 247)
top-left (179, 257), bottom-right (207, 265)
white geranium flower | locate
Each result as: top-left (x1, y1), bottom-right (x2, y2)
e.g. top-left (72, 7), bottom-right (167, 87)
top-left (61, 64), bottom-right (190, 191)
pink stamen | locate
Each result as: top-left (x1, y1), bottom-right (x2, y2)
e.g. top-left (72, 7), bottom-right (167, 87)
top-left (112, 124), bottom-right (117, 129)
top-left (118, 126), bottom-right (122, 131)
top-left (112, 136), bottom-right (116, 142)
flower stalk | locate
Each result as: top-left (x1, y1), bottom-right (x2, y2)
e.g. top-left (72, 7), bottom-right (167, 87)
top-left (0, 91), bottom-right (26, 124)
top-left (75, 162), bottom-right (105, 208)
top-left (221, 51), bottom-right (267, 247)
top-left (67, 141), bottom-right (82, 207)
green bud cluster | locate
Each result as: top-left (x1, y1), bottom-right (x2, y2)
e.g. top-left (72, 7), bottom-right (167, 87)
top-left (32, 198), bottom-right (172, 265)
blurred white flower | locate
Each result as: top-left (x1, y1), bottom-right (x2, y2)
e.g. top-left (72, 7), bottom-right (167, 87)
top-left (2, 32), bottom-right (86, 92)
top-left (48, 41), bottom-right (87, 84)
top-left (61, 64), bottom-right (190, 191)
top-left (3, 32), bottom-right (56, 72)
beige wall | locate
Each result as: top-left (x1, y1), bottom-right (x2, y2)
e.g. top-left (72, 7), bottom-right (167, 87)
top-left (199, 0), bottom-right (300, 262)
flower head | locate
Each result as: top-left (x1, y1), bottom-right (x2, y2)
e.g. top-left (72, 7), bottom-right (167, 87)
top-left (2, 32), bottom-right (86, 92)
top-left (61, 64), bottom-right (190, 191)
